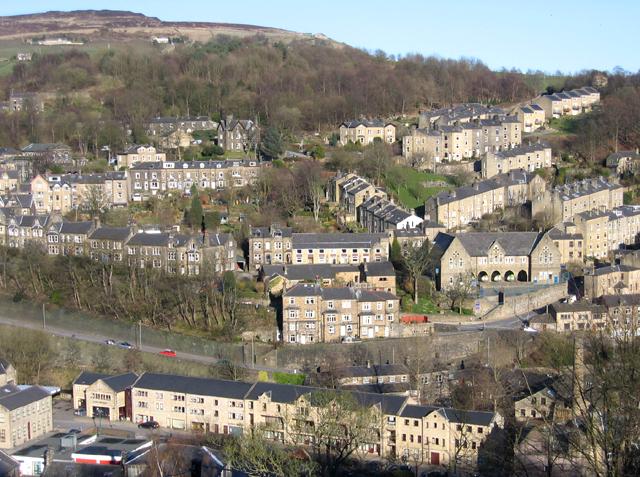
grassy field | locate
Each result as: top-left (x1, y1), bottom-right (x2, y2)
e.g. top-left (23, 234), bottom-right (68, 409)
top-left (548, 116), bottom-right (582, 135)
top-left (385, 165), bottom-right (453, 209)
top-left (0, 39), bottom-right (156, 77)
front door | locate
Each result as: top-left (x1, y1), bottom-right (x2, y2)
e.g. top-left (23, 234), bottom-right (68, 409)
top-left (431, 452), bottom-right (440, 465)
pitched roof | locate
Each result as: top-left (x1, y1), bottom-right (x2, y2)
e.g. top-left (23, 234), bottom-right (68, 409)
top-left (0, 384), bottom-right (50, 411)
top-left (88, 227), bottom-right (132, 241)
top-left (262, 263), bottom-right (360, 281)
top-left (364, 261), bottom-right (395, 277)
top-left (102, 373), bottom-right (139, 392)
top-left (58, 221), bottom-right (94, 235)
top-left (341, 119), bottom-right (391, 128)
top-left (73, 371), bottom-right (110, 386)
top-left (133, 373), bottom-right (254, 399)
top-left (437, 231), bottom-right (542, 257)
top-left (292, 233), bottom-right (386, 250)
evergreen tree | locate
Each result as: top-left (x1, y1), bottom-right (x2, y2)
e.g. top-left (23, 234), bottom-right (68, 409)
top-left (260, 127), bottom-right (284, 159)
top-left (189, 184), bottom-right (203, 230)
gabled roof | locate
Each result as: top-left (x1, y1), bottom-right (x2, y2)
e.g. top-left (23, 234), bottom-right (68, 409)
top-left (102, 373), bottom-right (139, 392)
top-left (437, 231), bottom-right (542, 257)
top-left (133, 373), bottom-right (254, 399)
top-left (73, 371), bottom-right (110, 386)
top-left (58, 221), bottom-right (94, 235)
top-left (341, 119), bottom-right (391, 129)
top-left (364, 261), bottom-right (395, 277)
top-left (292, 233), bottom-right (386, 250)
top-left (88, 227), bottom-right (132, 241)
top-left (0, 384), bottom-right (50, 411)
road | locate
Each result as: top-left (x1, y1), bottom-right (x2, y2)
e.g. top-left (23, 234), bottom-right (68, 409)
top-left (0, 312), bottom-right (289, 374)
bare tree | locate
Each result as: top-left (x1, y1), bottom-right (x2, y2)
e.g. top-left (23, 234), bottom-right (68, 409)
top-left (402, 241), bottom-right (433, 304)
top-left (445, 273), bottom-right (475, 313)
top-left (81, 184), bottom-right (109, 220)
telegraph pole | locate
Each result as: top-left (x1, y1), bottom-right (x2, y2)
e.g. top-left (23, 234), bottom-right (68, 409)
top-left (42, 303), bottom-right (46, 329)
top-left (138, 321), bottom-right (142, 348)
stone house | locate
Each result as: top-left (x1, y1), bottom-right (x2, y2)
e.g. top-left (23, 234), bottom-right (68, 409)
top-left (605, 149), bottom-right (640, 176)
top-left (328, 173), bottom-right (384, 223)
top-left (339, 120), bottom-right (396, 146)
top-left (282, 284), bottom-right (399, 344)
top-left (548, 222), bottom-right (584, 264)
top-left (0, 384), bottom-right (52, 449)
top-left (72, 372), bottom-right (139, 421)
top-left (216, 117), bottom-right (259, 152)
top-left (46, 220), bottom-right (95, 256)
top-left (358, 195), bottom-right (423, 233)
top-left (0, 359), bottom-right (16, 387)
top-left (532, 177), bottom-right (624, 225)
top-left (481, 142), bottom-right (552, 179)
top-left (432, 231), bottom-right (561, 290)
top-left (513, 104), bottom-right (545, 133)
top-left (87, 226), bottom-right (134, 263)
top-left (584, 264), bottom-right (640, 299)
top-left (145, 116), bottom-right (217, 137)
top-left (249, 224), bottom-right (293, 270)
top-left (128, 159), bottom-right (260, 200)
top-left (426, 171), bottom-right (546, 230)
top-left (116, 145), bottom-right (166, 169)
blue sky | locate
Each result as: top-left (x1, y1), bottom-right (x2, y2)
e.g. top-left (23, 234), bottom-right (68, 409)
top-left (3, 0), bottom-right (639, 73)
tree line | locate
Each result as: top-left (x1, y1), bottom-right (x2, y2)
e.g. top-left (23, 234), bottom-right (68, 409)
top-left (0, 35), bottom-right (539, 152)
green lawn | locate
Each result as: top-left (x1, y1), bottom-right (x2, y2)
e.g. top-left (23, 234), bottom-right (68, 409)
top-left (548, 116), bottom-right (581, 135)
top-left (410, 297), bottom-right (441, 315)
top-left (384, 166), bottom-right (454, 209)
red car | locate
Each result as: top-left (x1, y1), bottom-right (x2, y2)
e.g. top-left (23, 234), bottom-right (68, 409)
top-left (159, 349), bottom-right (176, 357)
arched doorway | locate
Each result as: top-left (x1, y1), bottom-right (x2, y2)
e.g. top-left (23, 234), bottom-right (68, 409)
top-left (478, 271), bottom-right (489, 282)
top-left (491, 271), bottom-right (502, 282)
top-left (505, 271), bottom-right (515, 282)
top-left (517, 270), bottom-right (528, 282)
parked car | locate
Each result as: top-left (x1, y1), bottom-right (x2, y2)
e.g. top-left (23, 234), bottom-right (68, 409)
top-left (118, 341), bottom-right (134, 349)
top-left (104, 339), bottom-right (116, 345)
top-left (138, 420), bottom-right (159, 429)
top-left (159, 349), bottom-right (176, 357)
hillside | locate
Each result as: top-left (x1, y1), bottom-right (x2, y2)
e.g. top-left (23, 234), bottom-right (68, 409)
top-left (0, 10), bottom-right (333, 44)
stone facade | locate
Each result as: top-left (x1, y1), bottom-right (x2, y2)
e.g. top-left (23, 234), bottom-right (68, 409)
top-left (481, 143), bottom-right (552, 179)
top-left (129, 159), bottom-right (260, 200)
top-left (339, 120), bottom-right (396, 146)
top-left (426, 171), bottom-right (546, 230)
top-left (432, 231), bottom-right (561, 290)
top-left (282, 284), bottom-right (399, 344)
top-left (116, 145), bottom-right (166, 169)
top-left (0, 385), bottom-right (52, 450)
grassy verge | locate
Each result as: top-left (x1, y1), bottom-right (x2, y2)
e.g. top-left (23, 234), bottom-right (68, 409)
top-left (384, 165), bottom-right (453, 209)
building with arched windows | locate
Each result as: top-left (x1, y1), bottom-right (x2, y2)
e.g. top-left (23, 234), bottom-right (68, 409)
top-left (432, 231), bottom-right (561, 290)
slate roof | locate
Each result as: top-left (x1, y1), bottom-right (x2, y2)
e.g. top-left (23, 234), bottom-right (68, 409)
top-left (121, 144), bottom-right (154, 154)
top-left (364, 261), bottom-right (396, 277)
top-left (73, 371), bottom-right (110, 386)
top-left (0, 449), bottom-right (19, 476)
top-left (262, 263), bottom-right (360, 281)
top-left (284, 284), bottom-right (397, 301)
top-left (129, 159), bottom-right (257, 170)
top-left (437, 231), bottom-right (542, 257)
top-left (598, 294), bottom-right (640, 307)
top-left (127, 232), bottom-right (190, 247)
top-left (88, 227), bottom-right (132, 241)
top-left (430, 170), bottom-right (536, 206)
top-left (22, 143), bottom-right (70, 153)
top-left (493, 142), bottom-right (550, 159)
top-left (58, 221), bottom-right (94, 235)
top-left (589, 264), bottom-right (639, 276)
top-left (0, 384), bottom-right (50, 411)
top-left (207, 233), bottom-right (233, 247)
top-left (334, 363), bottom-right (409, 379)
top-left (341, 119), bottom-right (391, 128)
top-left (400, 404), bottom-right (439, 419)
top-left (438, 408), bottom-right (496, 426)
top-left (606, 150), bottom-right (640, 168)
top-left (102, 373), bottom-right (139, 392)
top-left (250, 225), bottom-right (292, 238)
top-left (551, 177), bottom-right (622, 202)
top-left (133, 373), bottom-right (254, 399)
top-left (292, 233), bottom-right (386, 249)
top-left (548, 226), bottom-right (583, 241)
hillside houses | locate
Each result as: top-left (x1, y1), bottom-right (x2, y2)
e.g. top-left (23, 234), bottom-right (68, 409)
top-left (129, 159), bottom-right (261, 200)
top-left (402, 117), bottom-right (521, 162)
top-left (71, 371), bottom-right (503, 471)
top-left (431, 231), bottom-right (561, 290)
top-left (531, 87), bottom-right (600, 119)
top-left (481, 142), bottom-right (552, 178)
top-left (339, 120), bottom-right (396, 145)
top-left (116, 145), bottom-right (166, 169)
top-left (532, 176), bottom-right (623, 224)
top-left (217, 117), bottom-right (259, 152)
top-left (425, 170), bottom-right (546, 230)
top-left (145, 116), bottom-right (217, 136)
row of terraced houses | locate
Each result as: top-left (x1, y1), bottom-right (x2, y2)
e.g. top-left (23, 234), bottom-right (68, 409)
top-left (72, 371), bottom-right (503, 471)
